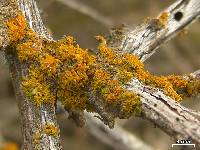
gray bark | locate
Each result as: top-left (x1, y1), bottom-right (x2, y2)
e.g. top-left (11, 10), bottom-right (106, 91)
top-left (1, 0), bottom-right (200, 149)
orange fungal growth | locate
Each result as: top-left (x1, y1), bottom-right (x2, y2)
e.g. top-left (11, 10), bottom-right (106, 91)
top-left (186, 79), bottom-right (200, 96)
top-left (178, 29), bottom-right (188, 38)
top-left (33, 131), bottom-right (41, 143)
top-left (96, 35), bottom-right (116, 63)
top-left (166, 75), bottom-right (188, 89)
top-left (120, 91), bottom-right (141, 117)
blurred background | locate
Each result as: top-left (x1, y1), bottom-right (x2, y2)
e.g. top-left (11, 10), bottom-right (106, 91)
top-left (0, 0), bottom-right (200, 150)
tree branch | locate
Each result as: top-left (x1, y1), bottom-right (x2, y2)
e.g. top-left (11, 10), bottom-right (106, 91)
top-left (106, 0), bottom-right (200, 147)
top-left (85, 112), bottom-right (155, 150)
top-left (126, 78), bottom-right (200, 147)
top-left (1, 0), bottom-right (62, 149)
top-left (17, 0), bottom-right (52, 40)
top-left (1, 0), bottom-right (200, 149)
top-left (56, 0), bottom-right (114, 27)
top-left (110, 0), bottom-right (200, 61)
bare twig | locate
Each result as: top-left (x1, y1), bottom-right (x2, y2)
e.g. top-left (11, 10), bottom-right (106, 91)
top-left (85, 112), bottom-right (155, 150)
top-left (56, 0), bottom-right (114, 27)
top-left (111, 0), bottom-right (200, 61)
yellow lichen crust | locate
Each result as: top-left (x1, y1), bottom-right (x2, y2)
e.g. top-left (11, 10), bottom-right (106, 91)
top-left (16, 40), bottom-right (41, 62)
top-left (5, 14), bottom-right (200, 122)
top-left (22, 66), bottom-right (55, 106)
top-left (44, 124), bottom-right (58, 137)
top-left (33, 131), bottom-right (41, 144)
top-left (40, 54), bottom-right (61, 76)
top-left (185, 78), bottom-right (200, 96)
top-left (158, 11), bottom-right (169, 27)
top-left (33, 131), bottom-right (42, 150)
top-left (147, 11), bottom-right (169, 30)
top-left (120, 91), bottom-right (141, 117)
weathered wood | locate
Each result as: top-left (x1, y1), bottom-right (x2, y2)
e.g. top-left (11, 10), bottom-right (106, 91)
top-left (85, 112), bottom-right (154, 150)
top-left (1, 0), bottom-right (200, 149)
top-left (0, 0), bottom-right (62, 149)
top-left (112, 0), bottom-right (200, 61)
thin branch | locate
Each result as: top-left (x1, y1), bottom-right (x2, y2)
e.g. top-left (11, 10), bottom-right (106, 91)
top-left (56, 0), bottom-right (114, 27)
top-left (17, 0), bottom-right (52, 40)
top-left (126, 78), bottom-right (200, 147)
top-left (111, 0), bottom-right (200, 62)
top-left (85, 112), bottom-right (155, 150)
top-left (107, 0), bottom-right (200, 147)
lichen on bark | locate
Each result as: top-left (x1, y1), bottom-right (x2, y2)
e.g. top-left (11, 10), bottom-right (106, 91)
top-left (4, 12), bottom-right (200, 127)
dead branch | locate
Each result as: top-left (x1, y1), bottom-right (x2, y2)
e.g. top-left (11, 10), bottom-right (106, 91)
top-left (1, 0), bottom-right (200, 149)
top-left (1, 0), bottom-right (62, 149)
top-left (56, 0), bottom-right (114, 27)
top-left (85, 112), bottom-right (155, 150)
top-left (109, 0), bottom-right (200, 61)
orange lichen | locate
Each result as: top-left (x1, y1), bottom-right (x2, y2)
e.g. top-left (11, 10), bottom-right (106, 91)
top-left (92, 69), bottom-right (111, 90)
top-left (6, 14), bottom-right (27, 43)
top-left (120, 91), bottom-right (141, 117)
top-left (158, 11), bottom-right (169, 27)
top-left (16, 40), bottom-right (41, 61)
top-left (40, 54), bottom-right (60, 76)
top-left (44, 124), bottom-right (58, 137)
top-left (96, 36), bottom-right (115, 62)
top-left (33, 130), bottom-right (46, 150)
top-left (165, 75), bottom-right (188, 89)
top-left (33, 131), bottom-right (41, 145)
top-left (186, 78), bottom-right (200, 96)
top-left (5, 13), bottom-right (200, 122)
top-left (147, 11), bottom-right (169, 30)
top-left (22, 66), bottom-right (55, 106)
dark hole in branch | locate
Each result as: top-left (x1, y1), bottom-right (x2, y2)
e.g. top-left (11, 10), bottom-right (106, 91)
top-left (174, 11), bottom-right (183, 21)
top-left (176, 117), bottom-right (180, 122)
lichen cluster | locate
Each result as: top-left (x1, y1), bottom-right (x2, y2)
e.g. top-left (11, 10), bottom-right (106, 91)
top-left (6, 13), bottom-right (27, 43)
top-left (5, 14), bottom-right (200, 123)
top-left (146, 11), bottom-right (169, 30)
top-left (44, 124), bottom-right (58, 137)
top-left (157, 11), bottom-right (169, 28)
